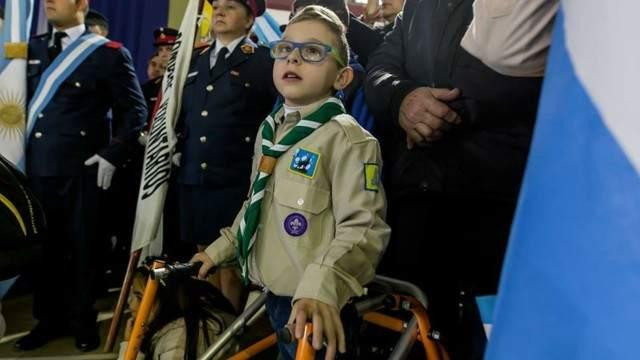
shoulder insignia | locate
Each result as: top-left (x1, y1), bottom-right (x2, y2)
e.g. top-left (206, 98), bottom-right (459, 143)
top-left (240, 44), bottom-right (255, 55)
top-left (364, 163), bottom-right (381, 192)
top-left (332, 114), bottom-right (374, 144)
top-left (105, 41), bottom-right (123, 49)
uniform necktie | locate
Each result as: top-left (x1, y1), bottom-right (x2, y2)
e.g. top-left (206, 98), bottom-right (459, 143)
top-left (49, 32), bottom-right (68, 61)
top-left (236, 97), bottom-right (346, 283)
top-left (211, 47), bottom-right (228, 72)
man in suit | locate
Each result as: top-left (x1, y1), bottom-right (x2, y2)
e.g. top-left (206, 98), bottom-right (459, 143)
top-left (15, 0), bottom-right (147, 352)
top-left (174, 0), bottom-right (277, 311)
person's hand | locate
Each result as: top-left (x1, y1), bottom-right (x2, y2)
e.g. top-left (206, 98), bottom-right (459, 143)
top-left (190, 251), bottom-right (215, 279)
top-left (84, 154), bottom-right (116, 190)
top-left (172, 153), bottom-right (182, 167)
top-left (288, 298), bottom-right (345, 360)
top-left (361, 6), bottom-right (382, 24)
top-left (399, 87), bottom-right (462, 148)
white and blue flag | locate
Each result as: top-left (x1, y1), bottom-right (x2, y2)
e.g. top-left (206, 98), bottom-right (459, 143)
top-left (0, 0), bottom-right (33, 172)
top-left (487, 2), bottom-right (640, 359)
top-left (253, 10), bottom-right (282, 45)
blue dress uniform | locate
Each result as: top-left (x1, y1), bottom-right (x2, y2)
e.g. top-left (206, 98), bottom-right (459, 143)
top-left (24, 29), bottom-right (147, 343)
top-left (176, 37), bottom-right (277, 246)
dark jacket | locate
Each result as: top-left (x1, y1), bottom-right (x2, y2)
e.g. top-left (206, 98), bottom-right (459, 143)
top-left (365, 0), bottom-right (542, 201)
top-left (176, 38), bottom-right (277, 187)
top-left (347, 15), bottom-right (384, 68)
top-left (27, 32), bottom-right (147, 177)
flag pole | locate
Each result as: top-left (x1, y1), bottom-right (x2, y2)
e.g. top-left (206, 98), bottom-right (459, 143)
top-left (103, 249), bottom-right (141, 352)
top-left (103, 0), bottom-right (200, 352)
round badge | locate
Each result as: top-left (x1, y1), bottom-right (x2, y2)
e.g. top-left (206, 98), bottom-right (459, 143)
top-left (284, 213), bottom-right (308, 237)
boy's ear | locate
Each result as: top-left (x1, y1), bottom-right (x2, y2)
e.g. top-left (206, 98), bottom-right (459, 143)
top-left (333, 66), bottom-right (354, 91)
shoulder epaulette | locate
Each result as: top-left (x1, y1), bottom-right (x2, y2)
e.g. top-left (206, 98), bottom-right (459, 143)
top-left (105, 40), bottom-right (123, 49)
top-left (332, 114), bottom-right (375, 144)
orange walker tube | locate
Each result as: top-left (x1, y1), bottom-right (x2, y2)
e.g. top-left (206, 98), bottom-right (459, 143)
top-left (124, 260), bottom-right (165, 360)
top-left (295, 324), bottom-right (316, 360)
top-left (228, 333), bottom-right (278, 360)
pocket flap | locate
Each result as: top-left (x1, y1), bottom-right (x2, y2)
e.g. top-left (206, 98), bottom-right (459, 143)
top-left (274, 178), bottom-right (329, 214)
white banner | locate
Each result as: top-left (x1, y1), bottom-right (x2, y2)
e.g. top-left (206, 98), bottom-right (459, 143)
top-left (131, 0), bottom-right (200, 255)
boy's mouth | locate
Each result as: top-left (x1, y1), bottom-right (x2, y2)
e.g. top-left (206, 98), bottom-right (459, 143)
top-left (282, 71), bottom-right (302, 81)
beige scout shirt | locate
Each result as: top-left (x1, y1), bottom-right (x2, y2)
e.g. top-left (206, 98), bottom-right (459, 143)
top-left (205, 100), bottom-right (390, 309)
top-left (461, 0), bottom-right (559, 77)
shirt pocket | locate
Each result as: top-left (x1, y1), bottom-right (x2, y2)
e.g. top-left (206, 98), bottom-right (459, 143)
top-left (482, 0), bottom-right (517, 18)
top-left (273, 178), bottom-right (331, 249)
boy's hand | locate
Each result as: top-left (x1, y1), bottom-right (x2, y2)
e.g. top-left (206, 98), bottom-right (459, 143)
top-left (289, 298), bottom-right (346, 360)
top-left (190, 252), bottom-right (215, 279)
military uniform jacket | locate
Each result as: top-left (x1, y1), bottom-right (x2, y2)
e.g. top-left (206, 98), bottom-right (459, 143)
top-left (205, 104), bottom-right (391, 309)
top-left (176, 38), bottom-right (277, 187)
top-left (26, 31), bottom-right (148, 177)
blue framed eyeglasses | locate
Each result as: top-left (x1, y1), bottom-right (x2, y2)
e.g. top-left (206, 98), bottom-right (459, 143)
top-left (269, 40), bottom-right (346, 68)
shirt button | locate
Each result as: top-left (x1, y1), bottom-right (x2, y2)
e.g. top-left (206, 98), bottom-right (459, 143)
top-left (75, 82), bottom-right (81, 88)
top-left (244, 136), bottom-right (251, 143)
top-left (201, 110), bottom-right (208, 117)
top-left (80, 130), bottom-right (86, 136)
top-left (34, 132), bottom-right (43, 138)
top-left (244, 83), bottom-right (251, 88)
top-left (200, 136), bottom-right (207, 143)
top-left (206, 85), bottom-right (214, 92)
top-left (38, 113), bottom-right (44, 118)
top-left (419, 181), bottom-right (429, 192)
top-left (200, 162), bottom-right (208, 170)
top-left (297, 198), bottom-right (304, 206)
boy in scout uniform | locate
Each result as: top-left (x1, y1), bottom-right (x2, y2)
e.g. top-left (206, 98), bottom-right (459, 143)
top-left (175, 0), bottom-right (277, 310)
top-left (192, 6), bottom-right (390, 359)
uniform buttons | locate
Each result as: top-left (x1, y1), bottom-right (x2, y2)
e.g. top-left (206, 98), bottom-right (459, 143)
top-left (200, 136), bottom-right (207, 143)
top-left (80, 130), bottom-right (86, 136)
top-left (419, 180), bottom-right (429, 192)
top-left (34, 132), bottom-right (42, 139)
top-left (244, 83), bottom-right (251, 88)
top-left (244, 136), bottom-right (251, 143)
top-left (201, 110), bottom-right (208, 117)
top-left (38, 113), bottom-right (44, 119)
top-left (206, 85), bottom-right (214, 92)
top-left (200, 162), bottom-right (208, 170)
top-left (297, 198), bottom-right (304, 206)
top-left (75, 82), bottom-right (81, 88)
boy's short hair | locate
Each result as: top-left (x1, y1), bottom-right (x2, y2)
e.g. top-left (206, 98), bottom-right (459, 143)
top-left (288, 5), bottom-right (350, 68)
top-left (291, 0), bottom-right (349, 28)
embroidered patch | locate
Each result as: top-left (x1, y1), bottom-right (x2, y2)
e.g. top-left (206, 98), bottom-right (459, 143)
top-left (364, 163), bottom-right (380, 192)
top-left (240, 43), bottom-right (255, 54)
top-left (289, 148), bottom-right (320, 179)
top-left (284, 213), bottom-right (308, 236)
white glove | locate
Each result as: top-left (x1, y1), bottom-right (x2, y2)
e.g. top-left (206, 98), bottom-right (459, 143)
top-left (84, 154), bottom-right (116, 190)
top-left (172, 153), bottom-right (182, 167)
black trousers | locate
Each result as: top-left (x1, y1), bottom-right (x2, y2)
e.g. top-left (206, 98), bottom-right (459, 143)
top-left (29, 169), bottom-right (108, 330)
top-left (378, 192), bottom-right (514, 360)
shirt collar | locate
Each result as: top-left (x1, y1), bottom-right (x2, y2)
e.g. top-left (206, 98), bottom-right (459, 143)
top-left (52, 23), bottom-right (87, 47)
top-left (281, 97), bottom-right (331, 125)
top-left (214, 35), bottom-right (246, 58)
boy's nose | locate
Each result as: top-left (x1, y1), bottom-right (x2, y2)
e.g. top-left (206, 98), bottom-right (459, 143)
top-left (286, 49), bottom-right (302, 64)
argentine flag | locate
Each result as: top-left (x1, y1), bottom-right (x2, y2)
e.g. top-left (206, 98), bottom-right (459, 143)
top-left (253, 10), bottom-right (282, 45)
top-left (0, 0), bottom-right (33, 172)
top-left (486, 2), bottom-right (640, 359)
